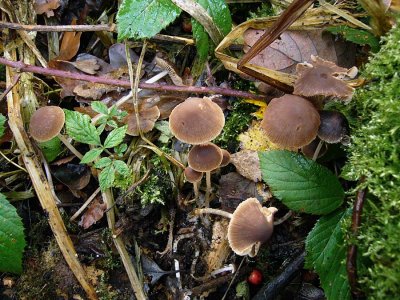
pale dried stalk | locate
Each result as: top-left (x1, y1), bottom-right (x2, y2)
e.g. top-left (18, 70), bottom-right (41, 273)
top-left (5, 68), bottom-right (98, 300)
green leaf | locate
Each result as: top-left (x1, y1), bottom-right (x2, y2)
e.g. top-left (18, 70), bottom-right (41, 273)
top-left (99, 165), bottom-right (115, 190)
top-left (0, 193), bottom-right (26, 274)
top-left (103, 125), bottom-right (127, 148)
top-left (113, 160), bottom-right (130, 176)
top-left (80, 148), bottom-right (103, 164)
top-left (38, 137), bottom-right (63, 162)
top-left (0, 113), bottom-right (6, 138)
top-left (114, 143), bottom-right (128, 157)
top-left (117, 0), bottom-right (181, 40)
top-left (305, 209), bottom-right (351, 299)
top-left (106, 120), bottom-right (118, 128)
top-left (64, 110), bottom-right (101, 146)
top-left (326, 26), bottom-right (380, 53)
top-left (91, 101), bottom-right (109, 115)
top-left (95, 157), bottom-right (112, 169)
top-left (259, 150), bottom-right (344, 215)
top-left (192, 18), bottom-right (209, 61)
top-left (96, 123), bottom-right (106, 135)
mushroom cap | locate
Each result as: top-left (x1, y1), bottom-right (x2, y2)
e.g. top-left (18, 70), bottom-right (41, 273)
top-left (188, 143), bottom-right (223, 172)
top-left (261, 95), bottom-right (320, 149)
top-left (184, 167), bottom-right (203, 183)
top-left (294, 56), bottom-right (354, 100)
top-left (301, 137), bottom-right (328, 159)
top-left (318, 110), bottom-right (349, 143)
top-left (125, 106), bottom-right (160, 136)
top-left (29, 106), bottom-right (65, 142)
top-left (228, 198), bottom-right (277, 257)
top-left (220, 149), bottom-right (231, 167)
top-left (169, 97), bottom-right (225, 144)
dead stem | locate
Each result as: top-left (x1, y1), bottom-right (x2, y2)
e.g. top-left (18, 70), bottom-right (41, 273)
top-left (0, 57), bottom-right (266, 100)
top-left (70, 187), bottom-right (101, 221)
top-left (0, 74), bottom-right (20, 102)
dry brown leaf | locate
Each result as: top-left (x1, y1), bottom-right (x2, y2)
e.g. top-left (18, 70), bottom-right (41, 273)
top-left (79, 198), bottom-right (107, 229)
top-left (206, 219), bottom-right (230, 273)
top-left (124, 106), bottom-right (160, 136)
top-left (56, 19), bottom-right (82, 61)
top-left (34, 0), bottom-right (60, 17)
top-left (230, 150), bottom-right (262, 182)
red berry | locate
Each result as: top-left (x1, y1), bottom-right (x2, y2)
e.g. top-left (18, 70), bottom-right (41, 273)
top-left (248, 269), bottom-right (263, 285)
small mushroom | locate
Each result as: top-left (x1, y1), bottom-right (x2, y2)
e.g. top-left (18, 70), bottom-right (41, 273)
top-left (294, 56), bottom-right (355, 101)
top-left (29, 106), bottom-right (83, 159)
top-left (260, 94), bottom-right (320, 149)
top-left (125, 106), bottom-right (160, 136)
top-left (188, 143), bottom-right (223, 206)
top-left (195, 198), bottom-right (277, 257)
top-left (220, 149), bottom-right (231, 167)
top-left (169, 97), bottom-right (225, 145)
top-left (318, 110), bottom-right (349, 144)
top-left (301, 137), bottom-right (328, 160)
top-left (184, 167), bottom-right (203, 200)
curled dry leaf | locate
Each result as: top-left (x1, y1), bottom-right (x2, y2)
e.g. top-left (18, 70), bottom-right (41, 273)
top-left (79, 198), bottom-right (107, 229)
top-left (230, 150), bottom-right (262, 182)
top-left (125, 106), bottom-right (161, 136)
top-left (34, 0), bottom-right (60, 17)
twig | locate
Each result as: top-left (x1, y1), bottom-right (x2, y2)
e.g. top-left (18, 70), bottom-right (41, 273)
top-left (0, 57), bottom-right (265, 100)
top-left (6, 70), bottom-right (98, 299)
top-left (0, 150), bottom-right (27, 173)
top-left (347, 176), bottom-right (367, 299)
top-left (70, 187), bottom-right (101, 221)
top-left (252, 252), bottom-right (305, 300)
top-left (0, 74), bottom-right (20, 102)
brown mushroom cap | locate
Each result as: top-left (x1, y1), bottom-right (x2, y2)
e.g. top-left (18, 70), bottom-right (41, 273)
top-left (184, 167), bottom-right (203, 183)
top-left (169, 97), bottom-right (225, 144)
top-left (125, 106), bottom-right (160, 136)
top-left (29, 106), bottom-right (65, 142)
top-left (294, 56), bottom-right (355, 100)
top-left (261, 95), bottom-right (320, 149)
top-left (220, 149), bottom-right (231, 167)
top-left (318, 110), bottom-right (349, 144)
top-left (301, 137), bottom-right (328, 159)
top-left (188, 143), bottom-right (223, 172)
top-left (228, 198), bottom-right (277, 257)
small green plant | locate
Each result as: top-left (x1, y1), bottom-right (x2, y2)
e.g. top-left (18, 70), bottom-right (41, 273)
top-left (0, 193), bottom-right (26, 274)
top-left (0, 113), bottom-right (6, 138)
top-left (64, 102), bottom-right (131, 191)
top-left (259, 150), bottom-right (350, 299)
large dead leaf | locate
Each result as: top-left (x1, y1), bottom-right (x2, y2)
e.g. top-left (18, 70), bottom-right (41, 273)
top-left (79, 198), bottom-right (107, 229)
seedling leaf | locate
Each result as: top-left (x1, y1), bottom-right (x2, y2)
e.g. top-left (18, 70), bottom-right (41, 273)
top-left (117, 0), bottom-right (181, 40)
top-left (0, 193), bottom-right (26, 274)
top-left (64, 110), bottom-right (101, 146)
top-left (259, 150), bottom-right (344, 214)
top-left (103, 125), bottom-right (127, 149)
top-left (305, 209), bottom-right (351, 299)
top-left (99, 164), bottom-right (115, 190)
top-left (0, 113), bottom-right (6, 138)
top-left (91, 101), bottom-right (109, 115)
top-left (113, 160), bottom-right (130, 176)
top-left (95, 157), bottom-right (112, 169)
top-left (81, 148), bottom-right (103, 164)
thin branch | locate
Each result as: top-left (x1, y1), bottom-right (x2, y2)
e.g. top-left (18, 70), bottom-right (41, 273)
top-left (0, 57), bottom-right (265, 100)
top-left (0, 74), bottom-right (20, 102)
top-left (347, 176), bottom-right (367, 299)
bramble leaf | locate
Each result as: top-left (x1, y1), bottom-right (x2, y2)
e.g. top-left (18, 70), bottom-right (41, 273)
top-left (305, 209), bottom-right (351, 299)
top-left (326, 26), bottom-right (380, 53)
top-left (103, 125), bottom-right (127, 149)
top-left (0, 193), bottom-right (26, 274)
top-left (91, 101), bottom-right (109, 115)
top-left (38, 137), bottom-right (63, 162)
top-left (64, 110), bottom-right (101, 146)
top-left (259, 150), bottom-right (344, 214)
top-left (81, 148), bottom-right (103, 164)
top-left (113, 160), bottom-right (130, 176)
top-left (117, 0), bottom-right (181, 40)
top-left (95, 157), bottom-right (112, 169)
top-left (99, 164), bottom-right (115, 190)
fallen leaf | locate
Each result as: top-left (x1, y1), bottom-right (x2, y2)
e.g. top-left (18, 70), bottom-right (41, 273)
top-left (124, 106), bottom-right (160, 136)
top-left (230, 150), bottom-right (262, 182)
top-left (54, 19), bottom-right (82, 61)
top-left (79, 198), bottom-right (107, 229)
top-left (34, 0), bottom-right (60, 17)
top-left (238, 121), bottom-right (277, 151)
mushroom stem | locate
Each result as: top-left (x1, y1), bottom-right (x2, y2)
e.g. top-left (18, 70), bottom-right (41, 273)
top-left (193, 181), bottom-right (199, 200)
top-left (57, 133), bottom-right (83, 160)
top-left (195, 207), bottom-right (233, 219)
top-left (312, 140), bottom-right (324, 161)
top-left (205, 171), bottom-right (211, 207)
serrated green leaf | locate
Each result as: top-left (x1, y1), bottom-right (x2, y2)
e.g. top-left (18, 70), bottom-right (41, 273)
top-left (259, 150), bottom-right (344, 215)
top-left (95, 157), bottom-right (112, 169)
top-left (38, 136), bottom-right (63, 162)
top-left (113, 160), bottom-right (130, 176)
top-left (305, 209), bottom-right (351, 300)
top-left (91, 101), bottom-right (109, 115)
top-left (117, 0), bottom-right (181, 40)
top-left (326, 26), bottom-right (380, 53)
top-left (0, 113), bottom-right (6, 138)
top-left (107, 120), bottom-right (118, 128)
top-left (103, 125), bottom-right (127, 149)
top-left (97, 123), bottom-right (106, 135)
top-left (114, 143), bottom-right (128, 156)
top-left (64, 110), bottom-right (101, 146)
top-left (99, 165), bottom-right (115, 190)
top-left (0, 193), bottom-right (26, 274)
top-left (80, 148), bottom-right (103, 164)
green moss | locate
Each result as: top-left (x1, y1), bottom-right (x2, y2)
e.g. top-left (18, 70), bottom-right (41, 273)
top-left (343, 21), bottom-right (400, 299)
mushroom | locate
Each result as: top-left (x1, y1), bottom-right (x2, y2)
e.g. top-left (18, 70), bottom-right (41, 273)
top-left (188, 142), bottom-right (223, 206)
top-left (260, 94), bottom-right (320, 149)
top-left (301, 137), bottom-right (328, 160)
top-left (195, 198), bottom-right (277, 257)
top-left (294, 56), bottom-right (355, 101)
top-left (220, 149), bottom-right (231, 167)
top-left (318, 110), bottom-right (349, 144)
top-left (184, 167), bottom-right (203, 200)
top-left (29, 106), bottom-right (83, 159)
top-left (125, 106), bottom-right (160, 136)
top-left (169, 97), bottom-right (225, 145)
